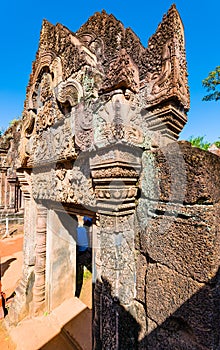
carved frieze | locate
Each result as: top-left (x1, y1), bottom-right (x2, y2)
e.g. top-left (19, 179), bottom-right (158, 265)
top-left (92, 166), bottom-right (139, 179)
top-left (90, 145), bottom-right (142, 169)
top-left (32, 165), bottom-right (96, 207)
top-left (23, 117), bottom-right (77, 167)
top-left (99, 214), bottom-right (134, 233)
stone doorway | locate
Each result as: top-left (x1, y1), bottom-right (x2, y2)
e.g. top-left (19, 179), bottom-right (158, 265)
top-left (45, 207), bottom-right (95, 312)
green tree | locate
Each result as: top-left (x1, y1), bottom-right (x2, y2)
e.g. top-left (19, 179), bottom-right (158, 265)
top-left (202, 66), bottom-right (220, 101)
top-left (188, 136), bottom-right (220, 150)
top-left (214, 139), bottom-right (220, 148)
top-left (188, 136), bottom-right (211, 150)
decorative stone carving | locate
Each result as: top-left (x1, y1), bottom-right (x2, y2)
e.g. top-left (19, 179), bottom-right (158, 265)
top-left (26, 117), bottom-right (77, 167)
top-left (76, 10), bottom-right (145, 74)
top-left (90, 144), bottom-right (142, 215)
top-left (92, 166), bottom-right (139, 179)
top-left (33, 204), bottom-right (47, 315)
top-left (32, 165), bottom-right (96, 207)
top-left (74, 102), bottom-right (94, 151)
top-left (99, 214), bottom-right (134, 233)
top-left (55, 165), bottom-right (96, 207)
top-left (55, 79), bottom-right (83, 107)
top-left (94, 92), bottom-right (144, 148)
top-left (49, 57), bottom-right (63, 87)
top-left (142, 4), bottom-right (190, 111)
top-left (100, 48), bottom-right (139, 94)
top-left (26, 51), bottom-right (56, 110)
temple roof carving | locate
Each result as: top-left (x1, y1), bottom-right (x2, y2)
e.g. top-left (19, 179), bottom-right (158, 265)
top-left (18, 4), bottom-right (190, 168)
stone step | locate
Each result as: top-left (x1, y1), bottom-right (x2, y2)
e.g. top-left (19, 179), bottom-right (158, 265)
top-left (7, 297), bottom-right (92, 350)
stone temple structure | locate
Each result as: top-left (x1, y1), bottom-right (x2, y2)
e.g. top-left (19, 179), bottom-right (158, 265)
top-left (0, 122), bottom-right (23, 215)
top-left (3, 4), bottom-right (220, 349)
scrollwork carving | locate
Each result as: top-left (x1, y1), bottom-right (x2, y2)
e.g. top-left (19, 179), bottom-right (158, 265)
top-left (55, 79), bottom-right (83, 107)
top-left (92, 167), bottom-right (139, 179)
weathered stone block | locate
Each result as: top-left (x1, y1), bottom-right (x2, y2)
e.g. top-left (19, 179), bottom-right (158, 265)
top-left (135, 252), bottom-right (147, 303)
top-left (141, 141), bottom-right (220, 204)
top-left (138, 200), bottom-right (220, 282)
top-left (146, 264), bottom-right (220, 349)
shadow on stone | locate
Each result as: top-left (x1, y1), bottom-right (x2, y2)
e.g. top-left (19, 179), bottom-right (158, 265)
top-left (93, 269), bottom-right (220, 350)
top-left (143, 267), bottom-right (220, 350)
top-left (40, 307), bottom-right (92, 350)
top-left (93, 277), bottom-right (142, 350)
top-left (0, 258), bottom-right (16, 278)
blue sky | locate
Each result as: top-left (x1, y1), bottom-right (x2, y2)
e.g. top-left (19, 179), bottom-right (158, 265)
top-left (0, 0), bottom-right (219, 142)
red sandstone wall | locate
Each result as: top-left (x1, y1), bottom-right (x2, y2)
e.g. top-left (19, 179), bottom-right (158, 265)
top-left (136, 141), bottom-right (220, 349)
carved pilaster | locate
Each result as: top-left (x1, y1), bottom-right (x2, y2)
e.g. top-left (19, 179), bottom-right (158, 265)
top-left (33, 203), bottom-right (47, 315)
top-left (7, 170), bottom-right (37, 325)
top-left (91, 144), bottom-right (145, 349)
top-left (7, 177), bottom-right (16, 209)
top-left (0, 171), bottom-right (5, 208)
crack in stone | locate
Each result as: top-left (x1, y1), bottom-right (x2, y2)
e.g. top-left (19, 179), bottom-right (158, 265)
top-left (146, 259), bottom-right (215, 286)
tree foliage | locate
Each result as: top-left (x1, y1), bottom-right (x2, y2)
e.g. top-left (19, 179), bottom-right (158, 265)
top-left (214, 139), bottom-right (220, 148)
top-left (188, 136), bottom-right (220, 150)
top-left (188, 136), bottom-right (211, 150)
top-left (202, 66), bottom-right (220, 101)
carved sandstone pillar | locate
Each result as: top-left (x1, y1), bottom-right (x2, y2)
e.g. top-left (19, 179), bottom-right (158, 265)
top-left (4, 171), bottom-right (10, 210)
top-left (7, 177), bottom-right (16, 209)
top-left (0, 170), bottom-right (7, 210)
top-left (90, 145), bottom-right (146, 349)
top-left (7, 170), bottom-right (37, 325)
top-left (33, 203), bottom-right (47, 315)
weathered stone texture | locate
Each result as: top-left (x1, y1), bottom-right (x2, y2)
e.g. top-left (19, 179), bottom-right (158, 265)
top-left (135, 251), bottom-right (147, 304)
top-left (141, 141), bottom-right (220, 204)
top-left (3, 4), bottom-right (220, 350)
top-left (146, 265), bottom-right (218, 345)
top-left (137, 141), bottom-right (220, 349)
top-left (0, 121), bottom-right (23, 213)
top-left (138, 200), bottom-right (220, 282)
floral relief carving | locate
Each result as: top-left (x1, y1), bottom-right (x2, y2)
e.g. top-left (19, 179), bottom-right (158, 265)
top-left (92, 166), bottom-right (139, 179)
top-left (32, 165), bottom-right (96, 206)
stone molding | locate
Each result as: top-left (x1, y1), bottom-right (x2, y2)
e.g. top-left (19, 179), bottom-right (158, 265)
top-left (90, 144), bottom-right (142, 215)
